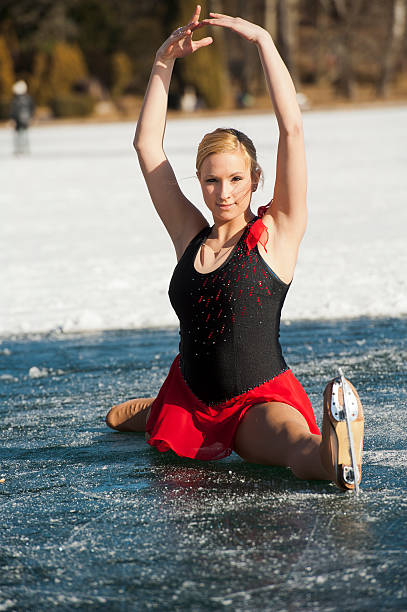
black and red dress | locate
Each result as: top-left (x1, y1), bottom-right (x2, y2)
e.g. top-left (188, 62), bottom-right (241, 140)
top-left (146, 213), bottom-right (320, 460)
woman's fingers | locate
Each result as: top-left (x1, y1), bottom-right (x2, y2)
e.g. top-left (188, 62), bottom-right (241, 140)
top-left (199, 14), bottom-right (264, 43)
top-left (199, 15), bottom-right (234, 28)
top-left (189, 4), bottom-right (201, 25)
top-left (172, 26), bottom-right (190, 38)
top-left (192, 36), bottom-right (213, 51)
top-left (172, 4), bottom-right (202, 40)
top-left (208, 12), bottom-right (229, 18)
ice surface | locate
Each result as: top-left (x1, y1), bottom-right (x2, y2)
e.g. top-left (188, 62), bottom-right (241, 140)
top-left (1, 106), bottom-right (407, 336)
top-left (1, 318), bottom-right (406, 610)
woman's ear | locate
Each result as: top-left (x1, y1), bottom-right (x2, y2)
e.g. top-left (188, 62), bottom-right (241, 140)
top-left (251, 168), bottom-right (261, 191)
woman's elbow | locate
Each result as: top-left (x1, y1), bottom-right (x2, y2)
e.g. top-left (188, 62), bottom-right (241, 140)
top-left (133, 135), bottom-right (141, 152)
top-left (133, 125), bottom-right (146, 152)
top-left (280, 119), bottom-right (304, 139)
top-left (133, 138), bottom-right (150, 157)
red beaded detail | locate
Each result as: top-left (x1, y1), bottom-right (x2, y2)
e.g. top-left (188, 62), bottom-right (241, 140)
top-left (191, 216), bottom-right (277, 348)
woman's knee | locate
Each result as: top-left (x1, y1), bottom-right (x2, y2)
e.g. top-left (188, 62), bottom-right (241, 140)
top-left (234, 402), bottom-right (317, 470)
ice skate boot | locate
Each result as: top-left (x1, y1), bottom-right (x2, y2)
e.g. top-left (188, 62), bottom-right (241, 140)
top-left (322, 369), bottom-right (364, 493)
top-left (105, 397), bottom-right (155, 432)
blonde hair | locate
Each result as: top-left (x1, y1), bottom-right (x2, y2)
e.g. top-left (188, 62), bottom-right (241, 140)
top-left (196, 128), bottom-right (263, 185)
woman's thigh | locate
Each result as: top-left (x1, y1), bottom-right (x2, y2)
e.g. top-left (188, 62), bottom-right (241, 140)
top-left (234, 401), bottom-right (319, 467)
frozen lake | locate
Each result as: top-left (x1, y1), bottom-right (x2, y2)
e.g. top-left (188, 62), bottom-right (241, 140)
top-left (1, 105), bottom-right (407, 335)
top-left (1, 318), bottom-right (407, 610)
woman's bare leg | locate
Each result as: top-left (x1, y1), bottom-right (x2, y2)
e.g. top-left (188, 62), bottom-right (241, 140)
top-left (234, 402), bottom-right (331, 481)
top-left (105, 397), bottom-right (155, 432)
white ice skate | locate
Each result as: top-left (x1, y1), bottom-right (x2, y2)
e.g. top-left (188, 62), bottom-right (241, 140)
top-left (323, 369), bottom-right (364, 494)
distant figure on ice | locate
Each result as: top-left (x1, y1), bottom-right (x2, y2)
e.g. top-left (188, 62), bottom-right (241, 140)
top-left (180, 86), bottom-right (198, 112)
top-left (10, 80), bottom-right (35, 156)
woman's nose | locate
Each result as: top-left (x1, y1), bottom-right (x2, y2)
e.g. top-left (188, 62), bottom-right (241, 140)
top-left (219, 181), bottom-right (232, 200)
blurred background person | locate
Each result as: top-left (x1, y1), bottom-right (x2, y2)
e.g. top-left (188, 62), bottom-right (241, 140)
top-left (10, 79), bottom-right (34, 155)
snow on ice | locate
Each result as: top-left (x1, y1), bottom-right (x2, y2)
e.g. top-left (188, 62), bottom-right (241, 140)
top-left (1, 106), bottom-right (406, 336)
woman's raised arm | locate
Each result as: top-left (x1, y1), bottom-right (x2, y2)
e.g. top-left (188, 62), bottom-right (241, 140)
top-left (256, 28), bottom-right (307, 239)
top-left (134, 5), bottom-right (212, 259)
top-left (199, 14), bottom-right (307, 279)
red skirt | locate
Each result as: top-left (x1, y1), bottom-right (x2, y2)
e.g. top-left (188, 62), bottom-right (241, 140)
top-left (146, 355), bottom-right (320, 461)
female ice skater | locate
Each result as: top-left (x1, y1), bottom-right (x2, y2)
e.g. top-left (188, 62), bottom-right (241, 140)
top-left (106, 7), bottom-right (364, 491)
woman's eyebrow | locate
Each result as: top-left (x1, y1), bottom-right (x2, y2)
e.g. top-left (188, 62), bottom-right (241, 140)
top-left (204, 171), bottom-right (245, 177)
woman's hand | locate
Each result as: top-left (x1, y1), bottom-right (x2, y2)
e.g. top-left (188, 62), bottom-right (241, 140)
top-left (198, 12), bottom-right (269, 45)
top-left (156, 5), bottom-right (213, 62)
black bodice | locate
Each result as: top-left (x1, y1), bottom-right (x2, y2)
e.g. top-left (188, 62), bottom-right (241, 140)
top-left (168, 218), bottom-right (290, 405)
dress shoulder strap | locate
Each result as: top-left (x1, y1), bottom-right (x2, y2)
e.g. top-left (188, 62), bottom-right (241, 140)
top-left (178, 225), bottom-right (211, 262)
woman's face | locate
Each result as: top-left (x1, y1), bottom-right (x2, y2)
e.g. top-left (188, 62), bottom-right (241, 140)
top-left (198, 152), bottom-right (254, 222)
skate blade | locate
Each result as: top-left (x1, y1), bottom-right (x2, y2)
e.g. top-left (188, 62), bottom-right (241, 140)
top-left (329, 377), bottom-right (364, 490)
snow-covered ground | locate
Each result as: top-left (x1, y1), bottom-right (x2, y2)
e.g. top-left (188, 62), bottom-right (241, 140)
top-left (1, 106), bottom-right (406, 336)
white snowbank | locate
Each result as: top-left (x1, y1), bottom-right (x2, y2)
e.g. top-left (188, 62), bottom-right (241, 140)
top-left (1, 106), bottom-right (406, 336)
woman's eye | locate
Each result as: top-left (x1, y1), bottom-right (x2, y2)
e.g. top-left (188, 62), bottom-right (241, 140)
top-left (206, 178), bottom-right (217, 183)
top-left (232, 176), bottom-right (243, 182)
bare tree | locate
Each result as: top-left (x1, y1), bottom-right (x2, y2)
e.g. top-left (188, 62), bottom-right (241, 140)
top-left (264, 0), bottom-right (278, 39)
top-left (216, 0), bottom-right (265, 104)
top-left (277, 0), bottom-right (299, 86)
top-left (320, 0), bottom-right (364, 98)
top-left (377, 0), bottom-right (407, 97)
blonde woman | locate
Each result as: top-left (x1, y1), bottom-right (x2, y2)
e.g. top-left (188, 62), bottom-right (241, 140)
top-left (106, 7), bottom-right (364, 491)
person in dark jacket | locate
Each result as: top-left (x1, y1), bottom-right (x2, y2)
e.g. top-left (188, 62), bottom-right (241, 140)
top-left (10, 80), bottom-right (35, 155)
